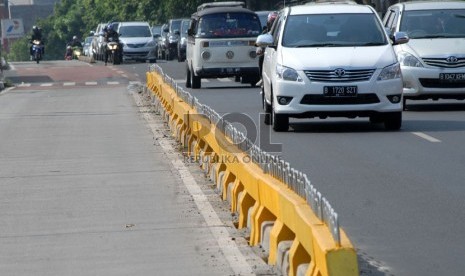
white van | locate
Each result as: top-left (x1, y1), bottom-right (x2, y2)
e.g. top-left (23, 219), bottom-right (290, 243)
top-left (185, 1), bottom-right (262, 88)
top-left (256, 1), bottom-right (409, 131)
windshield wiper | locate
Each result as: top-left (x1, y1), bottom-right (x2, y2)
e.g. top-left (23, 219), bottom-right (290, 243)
top-left (294, 43), bottom-right (340, 47)
top-left (417, 35), bottom-right (449, 39)
top-left (358, 42), bottom-right (386, 46)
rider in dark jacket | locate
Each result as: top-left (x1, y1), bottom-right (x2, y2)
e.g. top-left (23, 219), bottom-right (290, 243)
top-left (103, 22), bottom-right (122, 65)
top-left (30, 26), bottom-right (44, 59)
top-left (67, 35), bottom-right (83, 48)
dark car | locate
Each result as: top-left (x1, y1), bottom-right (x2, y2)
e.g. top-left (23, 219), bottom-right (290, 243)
top-left (163, 18), bottom-right (183, 60)
top-left (157, 23), bottom-right (169, 59)
top-left (177, 19), bottom-right (191, 62)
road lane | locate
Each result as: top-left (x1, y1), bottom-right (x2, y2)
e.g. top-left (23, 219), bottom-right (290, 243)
top-left (142, 60), bottom-right (465, 276)
top-left (0, 61), bottom-right (274, 275)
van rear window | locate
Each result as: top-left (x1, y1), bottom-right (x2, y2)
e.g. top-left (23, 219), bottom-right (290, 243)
top-left (197, 12), bottom-right (261, 38)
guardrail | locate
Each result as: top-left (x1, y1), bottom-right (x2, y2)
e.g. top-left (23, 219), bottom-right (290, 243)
top-left (146, 64), bottom-right (358, 276)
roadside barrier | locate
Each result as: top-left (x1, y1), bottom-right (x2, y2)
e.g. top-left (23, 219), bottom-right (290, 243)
top-left (145, 65), bottom-right (359, 276)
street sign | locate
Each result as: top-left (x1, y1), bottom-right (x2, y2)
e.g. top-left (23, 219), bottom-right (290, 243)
top-left (1, 19), bottom-right (25, 39)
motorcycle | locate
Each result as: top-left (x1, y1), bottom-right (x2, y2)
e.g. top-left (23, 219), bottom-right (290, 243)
top-left (72, 46), bottom-right (83, 59)
top-left (105, 37), bottom-right (121, 65)
top-left (31, 39), bottom-right (44, 64)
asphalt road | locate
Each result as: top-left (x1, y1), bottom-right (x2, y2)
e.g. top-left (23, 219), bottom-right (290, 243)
top-left (136, 59), bottom-right (465, 276)
top-left (0, 60), bottom-right (275, 276)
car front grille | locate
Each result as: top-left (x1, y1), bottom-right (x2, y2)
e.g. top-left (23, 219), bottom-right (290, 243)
top-left (127, 43), bottom-right (146, 48)
top-left (422, 57), bottom-right (465, 68)
top-left (419, 78), bottom-right (465, 88)
top-left (304, 69), bottom-right (375, 82)
top-left (300, 94), bottom-right (380, 105)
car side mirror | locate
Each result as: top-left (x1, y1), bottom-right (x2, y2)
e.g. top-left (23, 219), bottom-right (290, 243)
top-left (392, 31), bottom-right (409, 45)
top-left (90, 31), bottom-right (95, 36)
top-left (255, 33), bottom-right (273, 47)
top-left (163, 27), bottom-right (169, 33)
top-left (175, 30), bottom-right (180, 35)
top-left (188, 29), bottom-right (194, 36)
top-left (153, 34), bottom-right (160, 38)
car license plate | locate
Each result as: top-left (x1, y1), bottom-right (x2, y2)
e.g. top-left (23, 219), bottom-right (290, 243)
top-left (439, 73), bottom-right (465, 81)
top-left (324, 86), bottom-right (357, 97)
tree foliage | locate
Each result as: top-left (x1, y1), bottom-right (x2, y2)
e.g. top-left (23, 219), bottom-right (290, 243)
top-left (7, 0), bottom-right (283, 61)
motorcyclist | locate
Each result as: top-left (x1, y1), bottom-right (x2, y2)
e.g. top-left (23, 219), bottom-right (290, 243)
top-left (67, 35), bottom-right (83, 48)
top-left (256, 11), bottom-right (278, 85)
top-left (30, 25), bottom-right (44, 60)
top-left (103, 22), bottom-right (122, 65)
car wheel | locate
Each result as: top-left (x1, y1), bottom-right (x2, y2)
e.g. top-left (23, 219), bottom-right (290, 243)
top-left (191, 68), bottom-right (201, 89)
top-left (262, 91), bottom-right (271, 125)
top-left (384, 112), bottom-right (402, 130)
top-left (186, 65), bottom-right (192, 88)
top-left (272, 97), bottom-right (289, 132)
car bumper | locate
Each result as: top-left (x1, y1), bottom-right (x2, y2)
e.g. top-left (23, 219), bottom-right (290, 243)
top-left (271, 77), bottom-right (403, 117)
top-left (402, 66), bottom-right (465, 99)
top-left (122, 47), bottom-right (157, 60)
top-left (194, 66), bottom-right (259, 78)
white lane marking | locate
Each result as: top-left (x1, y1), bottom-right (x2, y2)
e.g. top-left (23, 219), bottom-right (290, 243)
top-left (107, 81), bottom-right (119, 85)
top-left (40, 83), bottom-right (53, 87)
top-left (18, 83), bottom-right (31, 87)
top-left (121, 74), bottom-right (128, 78)
top-left (117, 71), bottom-right (125, 74)
top-left (63, 82), bottom-right (76, 86)
top-left (85, 81), bottom-right (98, 85)
top-left (133, 91), bottom-right (255, 276)
top-left (412, 132), bottom-right (441, 143)
top-left (173, 79), bottom-right (185, 83)
top-left (217, 78), bottom-right (231, 82)
top-left (129, 81), bottom-right (142, 85)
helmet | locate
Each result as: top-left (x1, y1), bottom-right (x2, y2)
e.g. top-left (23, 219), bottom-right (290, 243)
top-left (32, 25), bottom-right (37, 30)
top-left (267, 11), bottom-right (278, 26)
top-left (73, 35), bottom-right (77, 40)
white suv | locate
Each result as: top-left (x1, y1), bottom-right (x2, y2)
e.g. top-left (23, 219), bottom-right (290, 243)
top-left (257, 1), bottom-right (409, 131)
top-left (383, 1), bottom-right (465, 107)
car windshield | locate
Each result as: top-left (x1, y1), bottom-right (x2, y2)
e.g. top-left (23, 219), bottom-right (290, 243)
top-left (170, 20), bottom-right (182, 33)
top-left (180, 20), bottom-right (190, 37)
top-left (399, 9), bottom-right (465, 39)
top-left (282, 13), bottom-right (388, 47)
top-left (197, 12), bottom-right (262, 38)
top-left (119, 26), bottom-right (152, 38)
top-left (152, 26), bottom-right (162, 35)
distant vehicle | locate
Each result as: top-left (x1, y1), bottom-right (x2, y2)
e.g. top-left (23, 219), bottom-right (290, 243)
top-left (164, 19), bottom-right (184, 60)
top-left (257, 1), bottom-right (409, 131)
top-left (157, 23), bottom-right (169, 59)
top-left (117, 21), bottom-right (157, 63)
top-left (177, 19), bottom-right (191, 62)
top-left (255, 10), bottom-right (272, 30)
top-left (83, 36), bottom-right (93, 56)
top-left (383, 1), bottom-right (465, 107)
top-left (90, 23), bottom-right (107, 61)
top-left (186, 1), bottom-right (262, 89)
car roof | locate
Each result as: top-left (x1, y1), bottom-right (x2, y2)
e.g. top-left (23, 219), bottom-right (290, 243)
top-left (193, 6), bottom-right (256, 18)
top-left (118, 21), bottom-right (150, 27)
top-left (398, 0), bottom-right (465, 10)
top-left (289, 2), bottom-right (373, 15)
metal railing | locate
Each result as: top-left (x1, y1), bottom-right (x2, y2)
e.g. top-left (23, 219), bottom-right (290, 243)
top-left (149, 64), bottom-right (341, 245)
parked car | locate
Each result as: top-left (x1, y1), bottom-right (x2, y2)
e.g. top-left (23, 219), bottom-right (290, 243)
top-left (117, 21), bottom-right (157, 63)
top-left (177, 19), bottom-right (191, 62)
top-left (164, 18), bottom-right (184, 60)
top-left (83, 36), bottom-right (93, 56)
top-left (186, 1), bottom-right (262, 88)
top-left (383, 1), bottom-right (465, 107)
top-left (257, 1), bottom-right (409, 131)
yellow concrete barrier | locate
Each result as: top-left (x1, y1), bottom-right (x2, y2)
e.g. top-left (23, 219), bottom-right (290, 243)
top-left (146, 69), bottom-right (359, 276)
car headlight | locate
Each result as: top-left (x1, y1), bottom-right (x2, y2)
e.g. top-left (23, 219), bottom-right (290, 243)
top-left (397, 51), bottom-right (423, 67)
top-left (146, 40), bottom-right (157, 47)
top-left (276, 64), bottom-right (303, 82)
top-left (378, 63), bottom-right (401, 81)
top-left (180, 37), bottom-right (187, 46)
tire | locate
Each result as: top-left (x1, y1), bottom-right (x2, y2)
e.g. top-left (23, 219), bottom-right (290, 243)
top-left (191, 68), bottom-right (201, 89)
top-left (402, 97), bottom-right (407, 111)
top-left (272, 97), bottom-right (289, 132)
top-left (35, 52), bottom-right (40, 64)
top-left (186, 65), bottom-right (192, 88)
top-left (384, 112), bottom-right (402, 130)
top-left (263, 92), bottom-right (272, 125)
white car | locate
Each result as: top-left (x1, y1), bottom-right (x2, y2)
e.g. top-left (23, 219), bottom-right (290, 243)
top-left (257, 1), bottom-right (409, 131)
top-left (117, 21), bottom-right (157, 63)
top-left (383, 1), bottom-right (465, 106)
